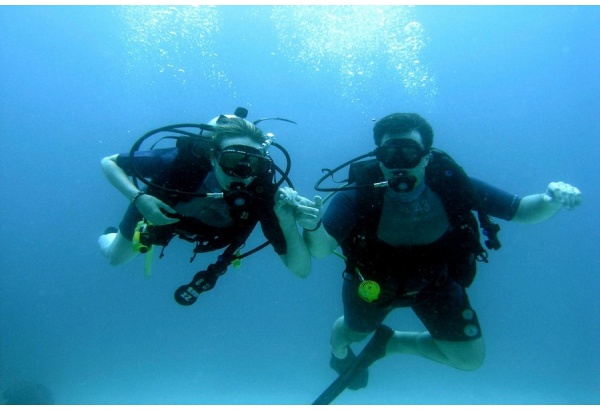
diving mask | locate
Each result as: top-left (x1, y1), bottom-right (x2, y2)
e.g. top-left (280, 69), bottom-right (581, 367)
top-left (215, 145), bottom-right (271, 178)
top-left (375, 139), bottom-right (427, 170)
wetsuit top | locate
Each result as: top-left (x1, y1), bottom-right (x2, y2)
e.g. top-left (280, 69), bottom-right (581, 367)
top-left (322, 177), bottom-right (521, 248)
top-left (116, 147), bottom-right (287, 255)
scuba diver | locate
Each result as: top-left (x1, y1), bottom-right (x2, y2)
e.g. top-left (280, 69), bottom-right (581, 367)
top-left (98, 107), bottom-right (319, 305)
top-left (301, 113), bottom-right (582, 404)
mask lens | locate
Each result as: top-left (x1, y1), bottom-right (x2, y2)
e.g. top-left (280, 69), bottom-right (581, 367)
top-left (216, 146), bottom-right (271, 177)
top-left (246, 155), bottom-right (271, 174)
top-left (376, 139), bottom-right (425, 169)
top-left (219, 152), bottom-right (246, 169)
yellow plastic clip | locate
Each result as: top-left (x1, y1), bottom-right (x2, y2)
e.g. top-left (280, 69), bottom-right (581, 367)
top-left (132, 220), bottom-right (153, 278)
top-left (132, 220), bottom-right (151, 253)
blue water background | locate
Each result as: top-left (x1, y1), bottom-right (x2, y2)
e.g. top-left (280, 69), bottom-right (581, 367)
top-left (1, 5), bottom-right (599, 405)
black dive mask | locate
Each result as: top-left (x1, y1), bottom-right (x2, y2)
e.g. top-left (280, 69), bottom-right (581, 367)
top-left (215, 145), bottom-right (271, 179)
top-left (375, 139), bottom-right (427, 170)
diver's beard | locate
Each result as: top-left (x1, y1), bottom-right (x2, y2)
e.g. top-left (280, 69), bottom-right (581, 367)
top-left (388, 171), bottom-right (417, 192)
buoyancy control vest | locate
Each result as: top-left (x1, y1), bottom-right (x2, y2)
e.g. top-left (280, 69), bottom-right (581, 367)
top-left (341, 149), bottom-right (499, 289)
top-left (136, 143), bottom-right (278, 257)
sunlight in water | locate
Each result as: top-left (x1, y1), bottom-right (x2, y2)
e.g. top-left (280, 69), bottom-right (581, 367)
top-left (116, 6), bottom-right (436, 101)
top-left (270, 6), bottom-right (437, 101)
top-left (118, 6), bottom-right (230, 89)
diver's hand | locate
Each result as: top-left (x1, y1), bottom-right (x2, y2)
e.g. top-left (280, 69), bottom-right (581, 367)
top-left (543, 181), bottom-right (583, 211)
top-left (297, 195), bottom-right (323, 230)
top-left (275, 187), bottom-right (320, 227)
top-left (134, 193), bottom-right (180, 225)
top-left (275, 187), bottom-right (323, 230)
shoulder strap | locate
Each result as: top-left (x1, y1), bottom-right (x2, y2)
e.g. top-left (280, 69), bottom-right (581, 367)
top-left (348, 159), bottom-right (385, 239)
top-left (426, 149), bottom-right (476, 218)
top-left (426, 149), bottom-right (501, 254)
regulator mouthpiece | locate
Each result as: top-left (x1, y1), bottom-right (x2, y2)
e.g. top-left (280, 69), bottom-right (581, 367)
top-left (389, 172), bottom-right (417, 192)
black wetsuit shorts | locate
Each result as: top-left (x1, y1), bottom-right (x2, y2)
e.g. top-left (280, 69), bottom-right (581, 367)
top-left (342, 275), bottom-right (481, 342)
top-left (119, 203), bottom-right (143, 241)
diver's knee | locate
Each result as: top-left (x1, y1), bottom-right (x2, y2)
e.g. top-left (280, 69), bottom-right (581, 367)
top-left (107, 254), bottom-right (127, 267)
top-left (455, 339), bottom-right (485, 371)
top-left (98, 233), bottom-right (116, 253)
top-left (458, 350), bottom-right (484, 371)
top-left (98, 233), bottom-right (136, 266)
top-left (107, 248), bottom-right (138, 266)
top-left (334, 316), bottom-right (371, 343)
top-left (435, 337), bottom-right (485, 371)
top-left (102, 247), bottom-right (128, 266)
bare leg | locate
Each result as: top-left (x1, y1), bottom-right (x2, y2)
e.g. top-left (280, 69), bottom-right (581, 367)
top-left (330, 316), bottom-right (372, 359)
top-left (98, 231), bottom-right (138, 266)
top-left (386, 330), bottom-right (485, 371)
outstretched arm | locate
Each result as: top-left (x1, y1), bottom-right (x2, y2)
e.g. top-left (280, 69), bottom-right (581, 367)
top-left (511, 181), bottom-right (582, 224)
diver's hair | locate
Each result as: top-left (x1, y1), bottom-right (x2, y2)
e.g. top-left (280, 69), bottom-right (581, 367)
top-left (211, 117), bottom-right (266, 150)
top-left (373, 113), bottom-right (434, 150)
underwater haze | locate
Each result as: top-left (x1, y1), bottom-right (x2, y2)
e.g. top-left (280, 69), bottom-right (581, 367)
top-left (1, 5), bottom-right (599, 405)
